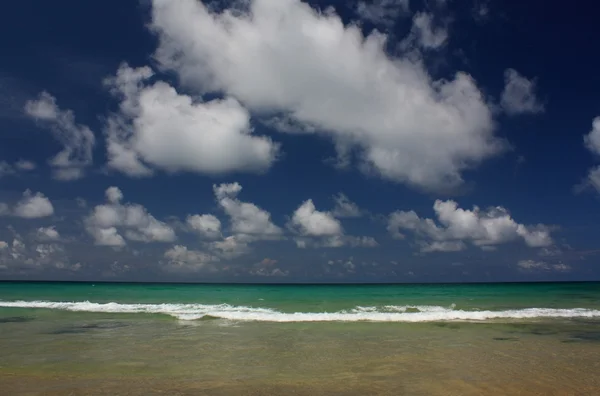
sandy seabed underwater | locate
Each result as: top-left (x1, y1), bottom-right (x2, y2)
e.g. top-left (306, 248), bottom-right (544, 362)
top-left (1, 282), bottom-right (600, 395)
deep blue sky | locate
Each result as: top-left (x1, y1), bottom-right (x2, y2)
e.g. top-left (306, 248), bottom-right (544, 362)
top-left (0, 0), bottom-right (599, 282)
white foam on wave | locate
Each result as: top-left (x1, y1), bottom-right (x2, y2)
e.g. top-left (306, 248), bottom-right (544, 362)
top-left (1, 300), bottom-right (600, 322)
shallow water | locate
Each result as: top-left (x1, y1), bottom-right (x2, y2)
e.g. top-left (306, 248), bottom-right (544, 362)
top-left (1, 282), bottom-right (600, 394)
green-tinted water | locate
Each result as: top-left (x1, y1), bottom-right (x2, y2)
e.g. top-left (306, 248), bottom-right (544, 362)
top-left (1, 281), bottom-right (599, 314)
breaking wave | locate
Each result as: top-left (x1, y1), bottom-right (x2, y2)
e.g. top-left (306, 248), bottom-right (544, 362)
top-left (2, 300), bottom-right (600, 322)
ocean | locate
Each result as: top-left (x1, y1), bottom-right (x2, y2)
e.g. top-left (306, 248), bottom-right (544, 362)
top-left (1, 282), bottom-right (599, 395)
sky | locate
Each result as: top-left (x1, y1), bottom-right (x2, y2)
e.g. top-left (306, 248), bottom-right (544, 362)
top-left (1, 0), bottom-right (600, 283)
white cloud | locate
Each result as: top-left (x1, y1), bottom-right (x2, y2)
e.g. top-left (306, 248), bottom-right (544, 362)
top-left (163, 244), bottom-right (217, 272)
top-left (103, 63), bottom-right (278, 177)
top-left (538, 246), bottom-right (562, 257)
top-left (420, 240), bottom-right (466, 253)
top-left (332, 193), bottom-right (362, 218)
top-left (347, 236), bottom-right (379, 247)
top-left (517, 259), bottom-right (549, 270)
top-left (289, 199), bottom-right (343, 237)
top-left (0, 160), bottom-right (36, 178)
top-left (104, 118), bottom-right (154, 178)
top-left (175, 183), bottom-right (282, 259)
top-left (582, 165), bottom-right (600, 193)
top-left (251, 258), bottom-right (289, 277)
top-left (472, 0), bottom-right (490, 22)
top-left (149, 0), bottom-right (503, 192)
top-left (552, 263), bottom-right (571, 272)
top-left (356, 0), bottom-right (410, 26)
top-left (24, 92), bottom-right (95, 180)
top-left (584, 117), bottom-right (600, 156)
top-left (517, 260), bottom-right (571, 272)
top-left (500, 69), bottom-right (544, 115)
top-left (289, 199), bottom-right (377, 248)
top-left (85, 186), bottom-right (176, 246)
top-left (53, 168), bottom-right (85, 181)
top-left (404, 12), bottom-right (448, 50)
top-left (580, 117), bottom-right (600, 193)
top-left (326, 257), bottom-right (357, 273)
top-left (214, 182), bottom-right (243, 200)
top-left (105, 186), bottom-right (124, 204)
top-left (0, 233), bottom-right (76, 272)
top-left (90, 227), bottom-right (125, 247)
top-left (13, 190), bottom-right (54, 219)
top-left (388, 200), bottom-right (553, 252)
top-left (213, 182), bottom-right (283, 241)
top-left (36, 226), bottom-right (60, 241)
top-left (519, 225), bottom-right (554, 248)
top-left (252, 267), bottom-right (289, 277)
top-left (187, 214), bottom-right (222, 239)
top-left (208, 235), bottom-right (250, 259)
top-left (15, 160), bottom-right (36, 171)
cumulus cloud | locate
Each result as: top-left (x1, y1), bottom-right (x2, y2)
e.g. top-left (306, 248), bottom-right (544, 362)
top-left (105, 186), bottom-right (124, 204)
top-left (162, 244), bottom-right (217, 272)
top-left (580, 117), bottom-right (600, 193)
top-left (149, 0), bottom-right (503, 192)
top-left (577, 166), bottom-right (600, 194)
top-left (187, 214), bottom-right (222, 239)
top-left (403, 12), bottom-right (448, 50)
top-left (36, 226), bottom-right (60, 241)
top-left (103, 63), bottom-right (278, 177)
top-left (175, 183), bottom-right (283, 260)
top-left (388, 200), bottom-right (553, 252)
top-left (356, 0), bottom-right (410, 26)
top-left (0, 232), bottom-right (77, 272)
top-left (89, 227), bottom-right (125, 247)
top-left (213, 182), bottom-right (283, 241)
top-left (290, 199), bottom-right (343, 237)
top-left (84, 186), bottom-right (176, 246)
top-left (289, 199), bottom-right (377, 248)
top-left (500, 69), bottom-right (544, 115)
top-left (214, 183), bottom-right (242, 200)
top-left (584, 117), bottom-right (600, 156)
top-left (332, 193), bottom-right (362, 218)
top-left (24, 92), bottom-right (95, 180)
top-left (208, 235), bottom-right (250, 259)
top-left (12, 190), bottom-right (54, 219)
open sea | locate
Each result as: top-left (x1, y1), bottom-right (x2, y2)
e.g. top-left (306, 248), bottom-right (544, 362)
top-left (1, 281), bottom-right (600, 395)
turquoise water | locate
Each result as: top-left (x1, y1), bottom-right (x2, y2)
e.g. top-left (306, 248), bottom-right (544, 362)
top-left (1, 281), bottom-right (599, 322)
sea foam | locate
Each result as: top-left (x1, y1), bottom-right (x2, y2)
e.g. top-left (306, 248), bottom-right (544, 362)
top-left (2, 300), bottom-right (600, 322)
